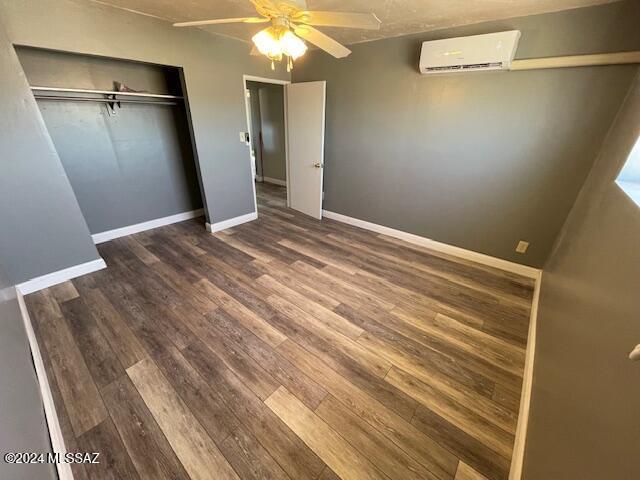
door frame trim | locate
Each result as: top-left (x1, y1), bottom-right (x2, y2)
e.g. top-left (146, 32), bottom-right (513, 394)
top-left (242, 75), bottom-right (291, 217)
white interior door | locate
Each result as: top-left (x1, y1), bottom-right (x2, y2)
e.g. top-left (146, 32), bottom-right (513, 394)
top-left (286, 81), bottom-right (326, 219)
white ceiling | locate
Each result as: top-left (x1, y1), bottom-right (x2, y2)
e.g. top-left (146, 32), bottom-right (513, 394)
top-left (87, 0), bottom-right (616, 45)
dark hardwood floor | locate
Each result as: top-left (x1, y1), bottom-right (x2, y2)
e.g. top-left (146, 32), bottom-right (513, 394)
top-left (26, 182), bottom-right (533, 480)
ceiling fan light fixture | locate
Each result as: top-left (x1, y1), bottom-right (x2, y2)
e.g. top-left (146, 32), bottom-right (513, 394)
top-left (280, 30), bottom-right (307, 60)
top-left (252, 25), bottom-right (307, 70)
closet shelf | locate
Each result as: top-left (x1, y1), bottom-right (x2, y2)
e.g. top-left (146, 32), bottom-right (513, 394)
top-left (33, 95), bottom-right (179, 106)
top-left (30, 85), bottom-right (183, 100)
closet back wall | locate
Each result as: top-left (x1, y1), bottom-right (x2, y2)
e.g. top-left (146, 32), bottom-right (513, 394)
top-left (16, 47), bottom-right (203, 235)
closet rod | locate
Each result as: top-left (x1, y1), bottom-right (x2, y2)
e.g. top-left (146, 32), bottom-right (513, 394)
top-left (30, 86), bottom-right (183, 100)
top-left (33, 95), bottom-right (178, 106)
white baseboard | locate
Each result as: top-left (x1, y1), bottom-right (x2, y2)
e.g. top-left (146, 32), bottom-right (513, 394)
top-left (262, 177), bottom-right (286, 186)
top-left (16, 258), bottom-right (107, 295)
top-left (206, 211), bottom-right (257, 233)
top-left (16, 289), bottom-right (74, 480)
top-left (92, 209), bottom-right (204, 244)
top-left (509, 272), bottom-right (542, 480)
top-left (322, 210), bottom-right (541, 280)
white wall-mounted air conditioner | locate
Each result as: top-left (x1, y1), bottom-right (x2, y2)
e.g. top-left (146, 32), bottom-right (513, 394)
top-left (419, 30), bottom-right (521, 74)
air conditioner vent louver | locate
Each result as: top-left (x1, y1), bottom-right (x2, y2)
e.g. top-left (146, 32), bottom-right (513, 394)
top-left (419, 31), bottom-right (520, 75)
top-left (424, 62), bottom-right (503, 72)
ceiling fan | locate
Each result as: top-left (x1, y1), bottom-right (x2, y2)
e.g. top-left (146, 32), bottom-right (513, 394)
top-left (173, 0), bottom-right (381, 71)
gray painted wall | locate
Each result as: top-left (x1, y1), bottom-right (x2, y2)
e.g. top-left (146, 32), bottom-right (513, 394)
top-left (258, 84), bottom-right (287, 182)
top-left (524, 73), bottom-right (640, 479)
top-left (16, 47), bottom-right (203, 234)
top-left (0, 264), bottom-right (55, 480)
top-left (293, 0), bottom-right (640, 267)
top-left (0, 0), bottom-right (288, 233)
top-left (0, 20), bottom-right (100, 284)
top-left (247, 81), bottom-right (286, 182)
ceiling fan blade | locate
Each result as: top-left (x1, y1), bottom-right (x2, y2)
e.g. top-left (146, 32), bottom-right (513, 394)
top-left (294, 11), bottom-right (381, 30)
top-left (173, 17), bottom-right (268, 27)
top-left (293, 25), bottom-right (351, 58)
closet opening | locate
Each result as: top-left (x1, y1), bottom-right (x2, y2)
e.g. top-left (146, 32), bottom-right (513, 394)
top-left (16, 46), bottom-right (205, 243)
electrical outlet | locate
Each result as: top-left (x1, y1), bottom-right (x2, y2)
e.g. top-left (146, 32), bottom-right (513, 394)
top-left (515, 240), bottom-right (529, 254)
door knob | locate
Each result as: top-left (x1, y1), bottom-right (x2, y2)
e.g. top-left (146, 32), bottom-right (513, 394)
top-left (314, 163), bottom-right (324, 168)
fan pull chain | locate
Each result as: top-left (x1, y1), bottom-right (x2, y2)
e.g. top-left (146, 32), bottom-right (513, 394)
top-left (271, 60), bottom-right (275, 70)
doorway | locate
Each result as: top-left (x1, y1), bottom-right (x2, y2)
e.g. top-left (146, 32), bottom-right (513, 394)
top-left (243, 75), bottom-right (290, 217)
top-left (243, 75), bottom-right (327, 220)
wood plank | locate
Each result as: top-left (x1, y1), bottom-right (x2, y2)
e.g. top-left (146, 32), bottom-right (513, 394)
top-left (266, 293), bottom-right (391, 380)
top-left (252, 260), bottom-right (340, 310)
top-left (215, 231), bottom-right (277, 263)
top-left (385, 367), bottom-right (514, 458)
top-left (77, 418), bottom-right (141, 480)
top-left (358, 333), bottom-right (518, 433)
top-left (101, 376), bottom-right (190, 480)
top-left (412, 406), bottom-right (510, 480)
top-left (153, 346), bottom-right (240, 444)
top-left (351, 307), bottom-right (523, 395)
top-left (207, 307), bottom-right (328, 409)
top-left (127, 357), bottom-right (240, 480)
top-left (265, 386), bottom-right (389, 480)
top-left (60, 297), bottom-right (125, 389)
top-left (26, 294), bottom-right (91, 480)
top-left (336, 303), bottom-right (496, 396)
top-left (491, 384), bottom-right (522, 415)
top-left (319, 467), bottom-right (341, 480)
top-left (376, 234), bottom-right (533, 290)
top-left (276, 339), bottom-right (458, 480)
top-left (80, 288), bottom-right (147, 369)
top-left (326, 231), bottom-right (531, 308)
top-left (278, 238), bottom-right (359, 274)
top-left (196, 235), bottom-right (256, 271)
top-left (93, 268), bottom-right (184, 355)
top-left (194, 278), bottom-right (287, 348)
top-left (186, 309), bottom-right (280, 401)
top-left (183, 340), bottom-right (327, 480)
top-left (121, 236), bottom-right (159, 265)
top-left (392, 309), bottom-right (525, 376)
top-left (145, 253), bottom-right (217, 315)
top-left (265, 310), bottom-right (417, 421)
top-left (234, 226), bottom-right (326, 269)
top-left (257, 274), bottom-right (361, 339)
top-left (49, 281), bottom-right (79, 303)
top-left (315, 395), bottom-right (440, 480)
top-left (101, 259), bottom-right (197, 350)
top-left (316, 236), bottom-right (529, 345)
top-left (456, 461), bottom-right (491, 480)
top-left (26, 291), bottom-right (107, 436)
top-left (219, 427), bottom-right (290, 480)
top-left (292, 260), bottom-right (395, 311)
